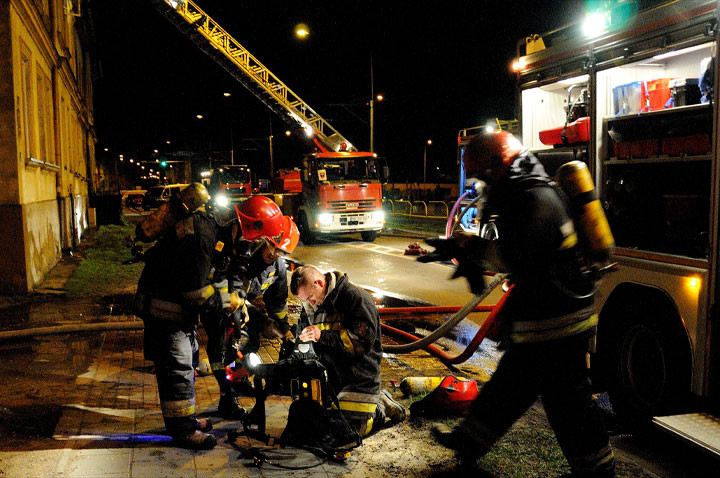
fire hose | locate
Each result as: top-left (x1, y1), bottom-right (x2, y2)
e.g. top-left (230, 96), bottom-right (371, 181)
top-left (380, 282), bottom-right (512, 364)
top-left (380, 272), bottom-right (508, 354)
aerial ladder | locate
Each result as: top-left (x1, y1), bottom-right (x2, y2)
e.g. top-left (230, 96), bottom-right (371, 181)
top-left (151, 0), bottom-right (355, 153)
top-left (152, 0), bottom-right (387, 243)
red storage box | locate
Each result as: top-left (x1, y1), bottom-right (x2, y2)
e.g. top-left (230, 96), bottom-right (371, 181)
top-left (647, 78), bottom-right (673, 111)
top-left (539, 117), bottom-right (590, 146)
top-left (613, 142), bottom-right (630, 159)
top-left (630, 139), bottom-right (660, 158)
top-left (661, 134), bottom-right (711, 156)
top-left (613, 139), bottom-right (659, 159)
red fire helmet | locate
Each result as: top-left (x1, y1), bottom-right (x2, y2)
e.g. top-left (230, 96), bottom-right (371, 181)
top-left (234, 195), bottom-right (284, 241)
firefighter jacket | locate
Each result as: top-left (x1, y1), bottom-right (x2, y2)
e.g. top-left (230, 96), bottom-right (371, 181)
top-left (300, 271), bottom-right (382, 395)
top-left (229, 251), bottom-right (290, 333)
top-left (135, 211), bottom-right (234, 328)
top-left (472, 153), bottom-right (597, 344)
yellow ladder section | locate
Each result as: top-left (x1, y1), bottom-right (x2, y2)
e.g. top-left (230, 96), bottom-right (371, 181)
top-left (153, 0), bottom-right (355, 152)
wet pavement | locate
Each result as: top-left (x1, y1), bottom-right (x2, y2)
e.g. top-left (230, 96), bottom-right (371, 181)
top-left (2, 222), bottom-right (718, 477)
top-left (0, 245), bottom-right (501, 477)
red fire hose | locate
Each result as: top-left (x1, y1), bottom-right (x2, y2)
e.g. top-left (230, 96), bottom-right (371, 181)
top-left (381, 273), bottom-right (507, 354)
top-left (381, 283), bottom-right (513, 364)
top-left (378, 305), bottom-right (494, 315)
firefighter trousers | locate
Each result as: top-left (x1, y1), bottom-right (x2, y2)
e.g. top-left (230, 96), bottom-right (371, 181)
top-left (460, 335), bottom-right (615, 477)
top-left (202, 308), bottom-right (266, 395)
top-left (146, 321), bottom-right (199, 437)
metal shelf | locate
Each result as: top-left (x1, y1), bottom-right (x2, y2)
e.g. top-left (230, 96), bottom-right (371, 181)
top-left (605, 154), bottom-right (711, 165)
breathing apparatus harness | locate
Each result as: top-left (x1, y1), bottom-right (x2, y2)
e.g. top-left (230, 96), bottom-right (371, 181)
top-left (462, 154), bottom-right (615, 301)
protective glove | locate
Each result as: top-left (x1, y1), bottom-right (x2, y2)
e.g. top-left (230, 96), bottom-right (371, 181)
top-left (416, 237), bottom-right (465, 264)
top-left (227, 291), bottom-right (245, 313)
top-left (418, 236), bottom-right (487, 295)
top-left (283, 329), bottom-right (296, 344)
top-left (452, 261), bottom-right (487, 295)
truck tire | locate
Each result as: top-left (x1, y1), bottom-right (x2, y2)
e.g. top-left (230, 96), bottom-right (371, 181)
top-left (298, 213), bottom-right (315, 245)
top-left (361, 231), bottom-right (378, 242)
top-left (595, 297), bottom-right (691, 430)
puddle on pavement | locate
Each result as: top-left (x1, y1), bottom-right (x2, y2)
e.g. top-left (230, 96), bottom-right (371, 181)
top-left (0, 293), bottom-right (137, 333)
top-left (97, 293), bottom-right (136, 315)
top-left (0, 333), bottom-right (104, 438)
top-left (0, 405), bottom-right (62, 437)
top-left (374, 289), bottom-right (502, 380)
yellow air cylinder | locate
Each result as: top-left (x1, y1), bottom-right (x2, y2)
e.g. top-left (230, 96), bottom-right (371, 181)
top-left (555, 161), bottom-right (615, 261)
top-left (399, 376), bottom-right (444, 396)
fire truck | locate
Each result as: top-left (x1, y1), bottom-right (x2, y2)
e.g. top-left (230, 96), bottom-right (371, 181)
top-left (153, 0), bottom-right (387, 243)
top-left (508, 0), bottom-right (719, 455)
top-left (202, 164), bottom-right (253, 208)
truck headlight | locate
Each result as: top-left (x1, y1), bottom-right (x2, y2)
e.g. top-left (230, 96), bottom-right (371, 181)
top-left (214, 194), bottom-right (229, 207)
top-left (372, 210), bottom-right (385, 222)
top-left (318, 213), bottom-right (333, 225)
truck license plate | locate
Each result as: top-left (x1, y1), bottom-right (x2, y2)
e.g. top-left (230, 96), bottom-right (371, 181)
top-left (346, 202), bottom-right (359, 209)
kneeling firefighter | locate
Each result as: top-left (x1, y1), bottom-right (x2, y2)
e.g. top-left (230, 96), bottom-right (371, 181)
top-left (202, 195), bottom-right (300, 420)
top-left (133, 183), bottom-right (245, 450)
top-left (289, 265), bottom-right (407, 451)
top-left (419, 131), bottom-right (616, 477)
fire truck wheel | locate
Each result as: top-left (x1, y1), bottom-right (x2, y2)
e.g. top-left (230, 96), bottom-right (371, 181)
top-left (361, 231), bottom-right (378, 242)
top-left (597, 299), bottom-right (691, 431)
top-left (298, 213), bottom-right (315, 245)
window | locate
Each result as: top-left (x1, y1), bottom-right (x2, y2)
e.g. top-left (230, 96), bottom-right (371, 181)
top-left (36, 67), bottom-right (54, 164)
top-left (20, 42), bottom-right (35, 161)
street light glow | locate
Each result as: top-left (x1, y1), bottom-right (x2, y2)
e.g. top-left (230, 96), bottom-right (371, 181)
top-left (285, 130), bottom-right (291, 136)
top-left (223, 92), bottom-right (231, 97)
top-left (427, 139), bottom-right (432, 145)
top-left (294, 23), bottom-right (309, 39)
top-left (376, 94), bottom-right (384, 102)
top-left (196, 114), bottom-right (203, 119)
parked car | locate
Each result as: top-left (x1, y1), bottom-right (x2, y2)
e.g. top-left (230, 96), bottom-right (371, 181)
top-left (124, 192), bottom-right (145, 209)
top-left (142, 184), bottom-right (188, 210)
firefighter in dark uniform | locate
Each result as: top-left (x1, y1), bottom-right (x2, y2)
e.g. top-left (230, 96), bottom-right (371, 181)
top-left (291, 264), bottom-right (406, 442)
top-left (421, 131), bottom-right (615, 477)
top-left (134, 183), bottom-right (242, 450)
top-left (203, 196), bottom-right (299, 419)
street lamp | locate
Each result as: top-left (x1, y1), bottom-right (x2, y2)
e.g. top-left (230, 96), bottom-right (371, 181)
top-left (369, 56), bottom-right (384, 153)
top-left (223, 93), bottom-right (235, 165)
top-left (423, 139), bottom-right (432, 183)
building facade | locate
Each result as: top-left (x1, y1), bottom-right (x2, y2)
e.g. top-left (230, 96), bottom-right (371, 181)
top-left (0, 0), bottom-right (96, 293)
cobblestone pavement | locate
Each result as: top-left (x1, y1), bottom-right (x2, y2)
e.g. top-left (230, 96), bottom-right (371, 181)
top-left (0, 303), bottom-right (495, 477)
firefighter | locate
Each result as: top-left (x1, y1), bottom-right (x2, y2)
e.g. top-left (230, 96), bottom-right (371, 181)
top-left (133, 183), bottom-right (243, 450)
top-left (202, 196), bottom-right (299, 420)
top-left (291, 264), bottom-right (406, 444)
top-left (420, 131), bottom-right (615, 477)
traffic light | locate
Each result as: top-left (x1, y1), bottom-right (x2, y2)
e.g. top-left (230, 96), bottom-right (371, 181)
top-left (160, 159), bottom-right (168, 168)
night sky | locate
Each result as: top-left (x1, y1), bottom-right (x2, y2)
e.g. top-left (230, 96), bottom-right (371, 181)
top-left (89, 0), bottom-right (587, 183)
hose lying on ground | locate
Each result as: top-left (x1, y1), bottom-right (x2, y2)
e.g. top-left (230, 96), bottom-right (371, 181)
top-left (0, 321), bottom-right (144, 341)
top-left (381, 273), bottom-right (507, 353)
top-left (381, 284), bottom-right (512, 364)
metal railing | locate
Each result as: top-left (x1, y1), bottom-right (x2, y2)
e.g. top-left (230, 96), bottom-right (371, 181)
top-left (384, 200), bottom-right (450, 219)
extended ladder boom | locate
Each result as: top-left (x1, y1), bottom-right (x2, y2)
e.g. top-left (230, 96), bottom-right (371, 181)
top-left (152, 0), bottom-right (356, 152)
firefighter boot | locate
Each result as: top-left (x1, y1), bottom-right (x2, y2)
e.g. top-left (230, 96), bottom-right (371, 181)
top-left (173, 430), bottom-right (217, 450)
top-left (379, 389), bottom-right (407, 424)
top-left (432, 423), bottom-right (481, 467)
top-left (218, 393), bottom-right (248, 420)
